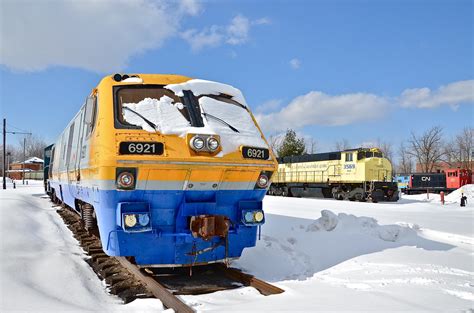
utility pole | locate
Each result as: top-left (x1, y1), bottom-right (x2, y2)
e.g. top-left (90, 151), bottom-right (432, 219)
top-left (23, 137), bottom-right (26, 185)
top-left (2, 117), bottom-right (32, 189)
top-left (2, 118), bottom-right (6, 190)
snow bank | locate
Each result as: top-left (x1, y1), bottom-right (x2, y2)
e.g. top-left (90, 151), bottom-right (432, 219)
top-left (235, 209), bottom-right (431, 282)
top-left (0, 183), bottom-right (164, 312)
top-left (305, 210), bottom-right (419, 242)
top-left (445, 184), bottom-right (474, 204)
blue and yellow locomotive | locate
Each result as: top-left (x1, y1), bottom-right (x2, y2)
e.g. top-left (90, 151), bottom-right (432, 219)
top-left (46, 74), bottom-right (277, 266)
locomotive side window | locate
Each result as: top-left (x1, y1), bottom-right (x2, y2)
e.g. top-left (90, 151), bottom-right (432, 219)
top-left (84, 95), bottom-right (97, 137)
top-left (65, 122), bottom-right (75, 165)
top-left (345, 153), bottom-right (353, 162)
top-left (49, 147), bottom-right (55, 178)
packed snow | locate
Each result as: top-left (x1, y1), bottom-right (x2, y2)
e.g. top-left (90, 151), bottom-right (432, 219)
top-left (123, 96), bottom-right (191, 133)
top-left (165, 79), bottom-right (248, 107)
top-left (1, 181), bottom-right (473, 312)
top-left (121, 80), bottom-right (269, 156)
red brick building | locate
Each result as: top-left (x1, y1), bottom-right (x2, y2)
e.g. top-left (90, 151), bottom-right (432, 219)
top-left (415, 161), bottom-right (474, 173)
top-left (7, 157), bottom-right (44, 180)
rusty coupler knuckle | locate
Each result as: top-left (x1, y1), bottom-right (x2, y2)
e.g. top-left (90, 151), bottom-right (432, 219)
top-left (190, 215), bottom-right (230, 240)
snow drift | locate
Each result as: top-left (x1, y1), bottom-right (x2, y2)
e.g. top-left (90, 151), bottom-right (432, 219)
top-left (235, 209), bottom-right (450, 282)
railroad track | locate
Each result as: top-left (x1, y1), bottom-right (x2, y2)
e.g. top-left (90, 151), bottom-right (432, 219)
top-left (56, 206), bottom-right (284, 313)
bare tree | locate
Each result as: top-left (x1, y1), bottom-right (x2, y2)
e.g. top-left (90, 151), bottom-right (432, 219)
top-left (445, 127), bottom-right (473, 171)
top-left (306, 137), bottom-right (317, 154)
top-left (335, 139), bottom-right (350, 151)
top-left (407, 126), bottom-right (446, 172)
top-left (268, 134), bottom-right (283, 157)
top-left (0, 144), bottom-right (21, 175)
top-left (397, 142), bottom-right (413, 174)
top-left (377, 140), bottom-right (394, 162)
top-left (18, 134), bottom-right (47, 159)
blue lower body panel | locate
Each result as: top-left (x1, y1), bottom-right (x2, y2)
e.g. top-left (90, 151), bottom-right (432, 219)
top-left (49, 180), bottom-right (266, 265)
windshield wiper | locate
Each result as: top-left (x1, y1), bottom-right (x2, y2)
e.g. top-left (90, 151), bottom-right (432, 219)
top-left (202, 113), bottom-right (239, 133)
top-left (123, 106), bottom-right (158, 131)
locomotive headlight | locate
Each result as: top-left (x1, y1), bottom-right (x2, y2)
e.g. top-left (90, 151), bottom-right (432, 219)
top-left (254, 211), bottom-right (264, 222)
top-left (207, 137), bottom-right (219, 151)
top-left (138, 213), bottom-right (150, 226)
top-left (124, 214), bottom-right (137, 228)
top-left (191, 136), bottom-right (205, 150)
top-left (256, 174), bottom-right (269, 188)
top-left (117, 172), bottom-right (134, 189)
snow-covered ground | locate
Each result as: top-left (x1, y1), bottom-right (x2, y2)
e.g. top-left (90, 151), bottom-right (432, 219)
top-left (1, 181), bottom-right (473, 312)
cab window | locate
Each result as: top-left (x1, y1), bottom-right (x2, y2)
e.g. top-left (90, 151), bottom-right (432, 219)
top-left (345, 153), bottom-right (353, 162)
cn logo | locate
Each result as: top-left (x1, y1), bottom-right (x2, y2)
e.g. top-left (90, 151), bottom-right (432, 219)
top-left (421, 176), bottom-right (431, 182)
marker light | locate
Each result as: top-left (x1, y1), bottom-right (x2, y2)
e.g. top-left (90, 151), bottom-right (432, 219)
top-left (244, 211), bottom-right (254, 223)
top-left (138, 213), bottom-right (150, 226)
top-left (117, 172), bottom-right (134, 189)
top-left (254, 211), bottom-right (264, 222)
top-left (256, 174), bottom-right (269, 188)
top-left (192, 136), bottom-right (205, 150)
top-left (241, 210), bottom-right (265, 225)
top-left (124, 214), bottom-right (137, 228)
top-left (207, 137), bottom-right (219, 151)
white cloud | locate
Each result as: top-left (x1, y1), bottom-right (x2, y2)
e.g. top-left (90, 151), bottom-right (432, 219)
top-left (253, 17), bottom-right (271, 25)
top-left (255, 91), bottom-right (389, 133)
top-left (181, 26), bottom-right (224, 51)
top-left (289, 58), bottom-right (301, 70)
top-left (0, 0), bottom-right (200, 73)
top-left (255, 80), bottom-right (473, 134)
top-left (179, 0), bottom-right (202, 16)
top-left (226, 15), bottom-right (250, 45)
top-left (255, 99), bottom-right (283, 113)
top-left (181, 14), bottom-right (268, 51)
top-left (399, 80), bottom-right (474, 109)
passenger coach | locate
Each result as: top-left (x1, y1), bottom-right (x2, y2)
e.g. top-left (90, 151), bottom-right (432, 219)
top-left (45, 74), bottom-right (277, 266)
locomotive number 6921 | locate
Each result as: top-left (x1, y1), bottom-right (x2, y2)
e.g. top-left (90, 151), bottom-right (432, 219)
top-left (242, 146), bottom-right (269, 160)
top-left (119, 142), bottom-right (164, 155)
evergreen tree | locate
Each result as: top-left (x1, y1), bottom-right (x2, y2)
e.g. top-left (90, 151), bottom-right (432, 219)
top-left (277, 129), bottom-right (306, 158)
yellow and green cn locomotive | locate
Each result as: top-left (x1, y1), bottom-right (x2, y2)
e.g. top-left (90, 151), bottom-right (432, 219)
top-left (269, 147), bottom-right (399, 202)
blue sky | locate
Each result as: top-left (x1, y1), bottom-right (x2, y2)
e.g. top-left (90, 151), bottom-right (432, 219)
top-left (1, 0), bottom-right (472, 154)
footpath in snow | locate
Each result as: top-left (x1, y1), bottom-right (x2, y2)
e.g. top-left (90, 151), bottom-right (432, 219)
top-left (1, 181), bottom-right (473, 312)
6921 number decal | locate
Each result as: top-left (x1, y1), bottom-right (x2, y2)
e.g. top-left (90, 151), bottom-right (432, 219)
top-left (242, 146), bottom-right (269, 160)
top-left (119, 142), bottom-right (164, 155)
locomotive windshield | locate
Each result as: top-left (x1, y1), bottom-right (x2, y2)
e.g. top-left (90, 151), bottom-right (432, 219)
top-left (357, 151), bottom-right (383, 160)
top-left (114, 85), bottom-right (262, 139)
top-left (198, 94), bottom-right (262, 137)
top-left (115, 86), bottom-right (192, 132)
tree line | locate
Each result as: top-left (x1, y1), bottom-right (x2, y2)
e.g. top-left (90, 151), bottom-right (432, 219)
top-left (269, 127), bottom-right (473, 173)
top-left (0, 134), bottom-right (47, 175)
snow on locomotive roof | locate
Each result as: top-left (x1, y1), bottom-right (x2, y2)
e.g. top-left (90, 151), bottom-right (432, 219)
top-left (165, 79), bottom-right (248, 107)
